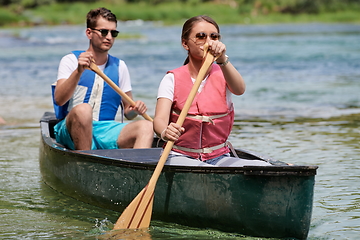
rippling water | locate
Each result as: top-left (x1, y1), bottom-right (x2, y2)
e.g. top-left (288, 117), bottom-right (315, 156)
top-left (0, 22), bottom-right (359, 239)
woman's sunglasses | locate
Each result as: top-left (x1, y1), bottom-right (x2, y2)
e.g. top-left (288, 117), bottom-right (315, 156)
top-left (91, 28), bottom-right (119, 38)
top-left (191, 32), bottom-right (221, 45)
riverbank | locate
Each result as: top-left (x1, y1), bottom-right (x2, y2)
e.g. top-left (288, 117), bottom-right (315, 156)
top-left (1, 1), bottom-right (360, 28)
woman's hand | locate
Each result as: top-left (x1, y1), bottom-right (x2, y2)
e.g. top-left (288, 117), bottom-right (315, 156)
top-left (207, 40), bottom-right (227, 63)
top-left (161, 122), bottom-right (185, 142)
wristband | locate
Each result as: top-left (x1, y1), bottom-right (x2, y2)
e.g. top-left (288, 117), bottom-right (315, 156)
top-left (216, 55), bottom-right (229, 66)
top-left (160, 129), bottom-right (167, 142)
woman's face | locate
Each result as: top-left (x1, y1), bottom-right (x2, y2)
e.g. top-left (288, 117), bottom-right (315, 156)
top-left (183, 21), bottom-right (220, 60)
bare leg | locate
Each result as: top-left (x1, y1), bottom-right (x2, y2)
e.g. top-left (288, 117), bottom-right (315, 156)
top-left (117, 120), bottom-right (153, 149)
top-left (66, 103), bottom-right (93, 150)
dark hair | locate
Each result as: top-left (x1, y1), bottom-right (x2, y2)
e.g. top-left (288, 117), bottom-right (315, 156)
top-left (86, 7), bottom-right (117, 29)
top-left (182, 15), bottom-right (220, 65)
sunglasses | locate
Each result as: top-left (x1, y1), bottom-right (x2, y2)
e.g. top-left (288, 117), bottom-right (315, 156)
top-left (91, 28), bottom-right (119, 38)
top-left (191, 32), bottom-right (221, 44)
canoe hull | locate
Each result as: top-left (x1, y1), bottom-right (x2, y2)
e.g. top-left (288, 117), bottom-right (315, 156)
top-left (39, 112), bottom-right (317, 239)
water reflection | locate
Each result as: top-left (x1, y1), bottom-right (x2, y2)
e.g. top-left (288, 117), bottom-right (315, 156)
top-left (97, 228), bottom-right (152, 240)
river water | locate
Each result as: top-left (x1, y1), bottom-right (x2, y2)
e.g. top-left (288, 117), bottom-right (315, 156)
top-left (0, 22), bottom-right (359, 239)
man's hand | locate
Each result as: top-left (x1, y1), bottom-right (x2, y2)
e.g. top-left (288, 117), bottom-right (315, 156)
top-left (130, 100), bottom-right (148, 115)
top-left (78, 51), bottom-right (94, 73)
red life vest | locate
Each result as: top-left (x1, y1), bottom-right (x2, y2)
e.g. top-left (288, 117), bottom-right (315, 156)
top-left (167, 64), bottom-right (234, 161)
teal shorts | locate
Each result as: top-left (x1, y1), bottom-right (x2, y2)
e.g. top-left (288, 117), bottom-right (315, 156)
top-left (54, 119), bottom-right (128, 150)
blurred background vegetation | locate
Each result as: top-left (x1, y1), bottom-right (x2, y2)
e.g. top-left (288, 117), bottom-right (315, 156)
top-left (0, 0), bottom-right (359, 27)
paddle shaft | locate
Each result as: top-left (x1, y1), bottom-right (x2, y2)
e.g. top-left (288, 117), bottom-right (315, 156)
top-left (113, 45), bottom-right (216, 230)
top-left (89, 62), bottom-right (153, 122)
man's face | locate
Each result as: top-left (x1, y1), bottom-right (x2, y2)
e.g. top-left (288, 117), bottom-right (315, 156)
top-left (88, 17), bottom-right (117, 53)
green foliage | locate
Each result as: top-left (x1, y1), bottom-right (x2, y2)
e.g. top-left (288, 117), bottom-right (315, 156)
top-left (234, 0), bottom-right (360, 15)
top-left (0, 0), bottom-right (12, 5)
top-left (0, 0), bottom-right (359, 27)
top-left (0, 7), bottom-right (20, 26)
top-left (109, 1), bottom-right (237, 23)
top-left (31, 2), bottom-right (97, 24)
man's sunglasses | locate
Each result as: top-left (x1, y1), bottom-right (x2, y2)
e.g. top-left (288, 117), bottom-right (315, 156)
top-left (91, 28), bottom-right (119, 38)
top-left (191, 32), bottom-right (221, 45)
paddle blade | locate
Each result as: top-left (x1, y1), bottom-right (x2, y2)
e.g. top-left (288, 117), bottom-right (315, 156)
top-left (113, 184), bottom-right (155, 230)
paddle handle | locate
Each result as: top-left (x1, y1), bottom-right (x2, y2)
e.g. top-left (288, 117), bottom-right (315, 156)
top-left (89, 62), bottom-right (153, 122)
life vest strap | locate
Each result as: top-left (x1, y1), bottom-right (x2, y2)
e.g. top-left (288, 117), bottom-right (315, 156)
top-left (173, 110), bottom-right (229, 125)
top-left (173, 142), bottom-right (227, 154)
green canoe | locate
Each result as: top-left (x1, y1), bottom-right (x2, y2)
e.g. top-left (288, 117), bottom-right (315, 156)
top-left (39, 112), bottom-right (318, 239)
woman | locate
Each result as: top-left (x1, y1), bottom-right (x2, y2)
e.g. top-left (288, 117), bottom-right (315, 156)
top-left (153, 15), bottom-right (270, 167)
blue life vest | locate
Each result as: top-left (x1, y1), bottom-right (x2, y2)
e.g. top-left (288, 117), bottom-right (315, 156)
top-left (52, 51), bottom-right (122, 120)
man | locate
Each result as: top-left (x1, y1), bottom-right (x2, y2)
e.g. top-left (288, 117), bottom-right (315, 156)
top-left (52, 7), bottom-right (153, 150)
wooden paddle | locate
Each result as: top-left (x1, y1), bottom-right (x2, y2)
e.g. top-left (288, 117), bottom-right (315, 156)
top-left (113, 44), bottom-right (217, 230)
top-left (88, 61), bottom-right (153, 122)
